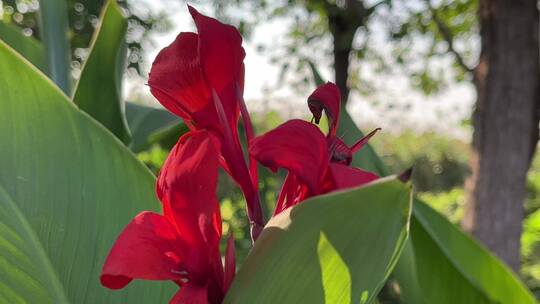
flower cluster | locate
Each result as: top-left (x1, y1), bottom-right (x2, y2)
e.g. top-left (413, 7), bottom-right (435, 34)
top-left (100, 6), bottom-right (379, 304)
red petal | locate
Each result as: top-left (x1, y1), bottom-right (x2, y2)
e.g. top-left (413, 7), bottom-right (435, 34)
top-left (188, 5), bottom-right (245, 95)
top-left (170, 283), bottom-right (208, 304)
top-left (250, 119), bottom-right (329, 193)
top-left (328, 136), bottom-right (353, 165)
top-left (308, 82), bottom-right (341, 136)
top-left (156, 130), bottom-right (222, 278)
top-left (100, 211), bottom-right (183, 290)
top-left (189, 6), bottom-right (245, 128)
top-left (327, 163), bottom-right (379, 191)
top-left (149, 32), bottom-right (213, 123)
top-left (223, 233), bottom-right (236, 292)
top-left (274, 173), bottom-right (311, 215)
top-left (350, 128), bottom-right (381, 153)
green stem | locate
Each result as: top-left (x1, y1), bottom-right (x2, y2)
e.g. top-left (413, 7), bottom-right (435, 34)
top-left (38, 0), bottom-right (71, 94)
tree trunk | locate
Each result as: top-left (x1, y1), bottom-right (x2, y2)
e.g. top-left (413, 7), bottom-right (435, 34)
top-left (326, 0), bottom-right (367, 104)
top-left (333, 36), bottom-right (352, 103)
top-left (462, 0), bottom-right (540, 272)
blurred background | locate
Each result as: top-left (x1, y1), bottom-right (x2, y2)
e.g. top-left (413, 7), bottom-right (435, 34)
top-left (2, 0), bottom-right (539, 299)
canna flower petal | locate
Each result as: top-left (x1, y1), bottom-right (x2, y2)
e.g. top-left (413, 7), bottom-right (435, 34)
top-left (189, 4), bottom-right (245, 131)
top-left (169, 282), bottom-right (209, 304)
top-left (250, 119), bottom-right (329, 193)
top-left (223, 233), bottom-right (236, 292)
top-left (308, 82), bottom-right (341, 136)
top-left (327, 163), bottom-right (379, 190)
top-left (100, 211), bottom-right (184, 290)
top-left (148, 32), bottom-right (213, 124)
top-left (188, 5), bottom-right (245, 95)
top-left (148, 6), bottom-right (245, 132)
top-left (156, 130), bottom-right (222, 279)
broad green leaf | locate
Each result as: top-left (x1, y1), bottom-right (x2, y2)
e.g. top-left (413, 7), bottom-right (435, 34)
top-left (225, 177), bottom-right (412, 304)
top-left (0, 185), bottom-right (69, 303)
top-left (125, 102), bottom-right (180, 152)
top-left (0, 40), bottom-right (174, 302)
top-left (73, 0), bottom-right (131, 144)
top-left (38, 0), bottom-right (71, 93)
top-left (0, 21), bottom-right (46, 73)
top-left (411, 199), bottom-right (537, 304)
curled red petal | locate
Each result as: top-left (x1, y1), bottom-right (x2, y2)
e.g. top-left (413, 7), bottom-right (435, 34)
top-left (250, 119), bottom-right (329, 193)
top-left (169, 283), bottom-right (209, 304)
top-left (156, 130), bottom-right (222, 278)
top-left (100, 211), bottom-right (183, 290)
top-left (350, 128), bottom-right (381, 153)
top-left (327, 163), bottom-right (379, 191)
top-left (308, 82), bottom-right (341, 136)
top-left (189, 5), bottom-right (245, 128)
top-left (188, 5), bottom-right (245, 94)
top-left (148, 32), bottom-right (211, 122)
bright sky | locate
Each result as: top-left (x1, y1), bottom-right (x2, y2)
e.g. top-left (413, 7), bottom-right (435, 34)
top-left (127, 1), bottom-right (475, 139)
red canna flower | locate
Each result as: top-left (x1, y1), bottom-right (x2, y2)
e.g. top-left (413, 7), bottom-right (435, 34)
top-left (100, 130), bottom-right (235, 304)
top-left (249, 82), bottom-right (380, 215)
top-left (148, 5), bottom-right (263, 240)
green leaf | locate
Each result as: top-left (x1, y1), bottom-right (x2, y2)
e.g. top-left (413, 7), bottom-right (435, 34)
top-left (0, 40), bottom-right (174, 302)
top-left (0, 21), bottom-right (47, 73)
top-left (411, 199), bottom-right (537, 304)
top-left (73, 0), bottom-right (131, 144)
top-left (125, 102), bottom-right (180, 152)
top-left (38, 0), bottom-right (71, 93)
top-left (0, 185), bottom-right (69, 303)
top-left (225, 177), bottom-right (412, 304)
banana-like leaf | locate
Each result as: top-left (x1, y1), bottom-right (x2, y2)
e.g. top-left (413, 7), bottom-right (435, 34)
top-left (0, 40), bottom-right (174, 303)
top-left (308, 62), bottom-right (536, 303)
top-left (125, 102), bottom-right (180, 152)
top-left (0, 21), bottom-right (47, 73)
top-left (73, 1), bottom-right (131, 144)
top-left (412, 199), bottom-right (536, 303)
top-left (225, 177), bottom-right (412, 304)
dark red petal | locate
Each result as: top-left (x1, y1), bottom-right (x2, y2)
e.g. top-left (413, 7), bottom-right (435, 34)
top-left (307, 82), bottom-right (341, 136)
top-left (157, 130), bottom-right (222, 254)
top-left (250, 119), bottom-right (329, 193)
top-left (148, 32), bottom-right (211, 121)
top-left (350, 128), bottom-right (381, 153)
top-left (328, 136), bottom-right (353, 165)
top-left (100, 212), bottom-right (183, 290)
top-left (223, 233), bottom-right (236, 292)
top-left (274, 173), bottom-right (311, 215)
top-left (169, 283), bottom-right (208, 304)
top-left (328, 163), bottom-right (379, 191)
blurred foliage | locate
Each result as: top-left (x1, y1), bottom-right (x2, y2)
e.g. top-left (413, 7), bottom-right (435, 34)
top-left (203, 0), bottom-right (477, 96)
top-left (389, 0), bottom-right (477, 94)
top-left (372, 130), bottom-right (470, 192)
top-left (204, 0), bottom-right (387, 94)
top-left (0, 0), bottom-right (170, 76)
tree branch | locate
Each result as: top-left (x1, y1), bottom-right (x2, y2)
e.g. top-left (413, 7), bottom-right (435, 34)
top-left (425, 0), bottom-right (473, 73)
